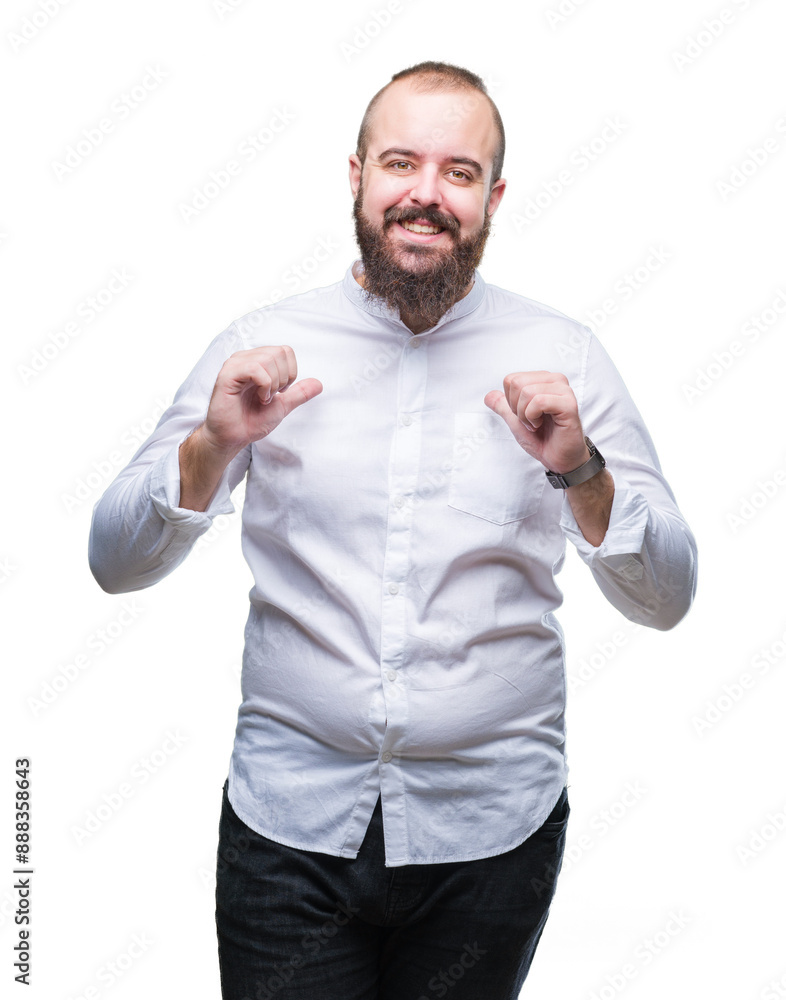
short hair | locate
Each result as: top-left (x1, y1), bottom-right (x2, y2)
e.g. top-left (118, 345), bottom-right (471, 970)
top-left (355, 61), bottom-right (506, 186)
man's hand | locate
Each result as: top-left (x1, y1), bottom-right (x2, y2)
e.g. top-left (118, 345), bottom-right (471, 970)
top-left (484, 371), bottom-right (589, 473)
top-left (179, 346), bottom-right (323, 511)
top-left (484, 370), bottom-right (614, 546)
top-left (200, 345), bottom-right (323, 456)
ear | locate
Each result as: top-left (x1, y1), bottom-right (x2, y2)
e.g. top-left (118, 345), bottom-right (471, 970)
top-left (486, 177), bottom-right (506, 218)
top-left (349, 154), bottom-right (362, 199)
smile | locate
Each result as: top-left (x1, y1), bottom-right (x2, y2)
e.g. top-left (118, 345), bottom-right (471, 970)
top-left (400, 220), bottom-right (444, 235)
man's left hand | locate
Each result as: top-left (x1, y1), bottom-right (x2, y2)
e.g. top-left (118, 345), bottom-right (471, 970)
top-left (484, 371), bottom-right (590, 474)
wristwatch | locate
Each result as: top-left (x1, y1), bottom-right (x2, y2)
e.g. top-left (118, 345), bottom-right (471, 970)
top-left (545, 437), bottom-right (606, 489)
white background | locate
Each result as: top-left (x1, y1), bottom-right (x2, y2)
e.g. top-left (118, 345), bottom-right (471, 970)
top-left (3, 0), bottom-right (785, 997)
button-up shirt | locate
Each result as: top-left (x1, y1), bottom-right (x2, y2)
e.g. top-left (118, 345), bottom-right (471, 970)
top-left (89, 262), bottom-right (697, 866)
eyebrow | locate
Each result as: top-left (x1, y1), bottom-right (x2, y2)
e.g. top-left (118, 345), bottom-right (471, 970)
top-left (375, 147), bottom-right (485, 178)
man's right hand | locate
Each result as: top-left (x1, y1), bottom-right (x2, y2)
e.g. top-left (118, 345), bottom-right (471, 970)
top-left (179, 345), bottom-right (323, 511)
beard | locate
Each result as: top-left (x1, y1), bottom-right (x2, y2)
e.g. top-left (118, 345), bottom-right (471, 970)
top-left (352, 185), bottom-right (492, 330)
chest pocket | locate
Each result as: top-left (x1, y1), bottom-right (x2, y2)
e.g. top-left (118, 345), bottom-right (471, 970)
top-left (448, 411), bottom-right (546, 524)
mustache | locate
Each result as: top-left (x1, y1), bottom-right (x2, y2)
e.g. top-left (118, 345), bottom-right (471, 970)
top-left (383, 206), bottom-right (460, 235)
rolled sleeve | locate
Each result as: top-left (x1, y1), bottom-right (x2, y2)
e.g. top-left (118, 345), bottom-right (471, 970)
top-left (561, 330), bottom-right (698, 630)
top-left (560, 473), bottom-right (649, 560)
top-left (89, 322), bottom-right (249, 594)
top-left (149, 437), bottom-right (237, 528)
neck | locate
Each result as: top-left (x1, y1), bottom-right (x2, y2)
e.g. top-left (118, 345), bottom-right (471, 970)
top-left (398, 308), bottom-right (438, 335)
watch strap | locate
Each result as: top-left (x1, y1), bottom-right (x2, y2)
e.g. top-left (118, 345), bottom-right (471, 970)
top-left (545, 436), bottom-right (606, 489)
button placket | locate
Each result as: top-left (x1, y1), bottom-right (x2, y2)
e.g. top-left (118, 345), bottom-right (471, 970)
top-left (376, 334), bottom-right (429, 813)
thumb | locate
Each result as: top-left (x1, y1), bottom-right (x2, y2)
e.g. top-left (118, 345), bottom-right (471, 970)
top-left (484, 389), bottom-right (531, 443)
top-left (277, 377), bottom-right (323, 417)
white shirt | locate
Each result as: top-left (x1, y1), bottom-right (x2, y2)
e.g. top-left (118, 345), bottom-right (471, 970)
top-left (89, 262), bottom-right (697, 866)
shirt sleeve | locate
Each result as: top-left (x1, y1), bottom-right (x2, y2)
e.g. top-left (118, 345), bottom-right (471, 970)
top-left (559, 328), bottom-right (697, 631)
top-left (88, 322), bottom-right (252, 594)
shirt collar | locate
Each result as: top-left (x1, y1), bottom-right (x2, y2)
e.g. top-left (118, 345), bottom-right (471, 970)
top-left (342, 260), bottom-right (486, 335)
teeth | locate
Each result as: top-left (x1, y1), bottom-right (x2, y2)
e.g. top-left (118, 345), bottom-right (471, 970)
top-left (401, 221), bottom-right (443, 234)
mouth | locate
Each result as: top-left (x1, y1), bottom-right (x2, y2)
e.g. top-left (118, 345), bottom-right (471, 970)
top-left (401, 219), bottom-right (444, 235)
top-left (394, 219), bottom-right (448, 243)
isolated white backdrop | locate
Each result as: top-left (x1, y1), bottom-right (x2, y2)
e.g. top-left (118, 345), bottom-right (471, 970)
top-left (3, 0), bottom-right (785, 998)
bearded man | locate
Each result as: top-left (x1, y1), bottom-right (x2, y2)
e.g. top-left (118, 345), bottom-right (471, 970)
top-left (90, 61), bottom-right (697, 1000)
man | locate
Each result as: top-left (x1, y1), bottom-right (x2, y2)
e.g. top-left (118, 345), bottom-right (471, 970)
top-left (89, 62), bottom-right (697, 1000)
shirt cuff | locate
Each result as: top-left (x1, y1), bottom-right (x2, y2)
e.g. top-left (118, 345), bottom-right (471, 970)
top-left (559, 472), bottom-right (649, 568)
top-left (148, 441), bottom-right (237, 532)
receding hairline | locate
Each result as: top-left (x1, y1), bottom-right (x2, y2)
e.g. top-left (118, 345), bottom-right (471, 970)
top-left (355, 64), bottom-right (506, 186)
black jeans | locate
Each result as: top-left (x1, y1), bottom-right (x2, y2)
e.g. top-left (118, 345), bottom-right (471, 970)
top-left (215, 780), bottom-right (569, 1000)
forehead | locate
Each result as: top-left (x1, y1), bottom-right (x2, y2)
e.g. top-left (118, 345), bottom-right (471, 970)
top-left (367, 79), bottom-right (497, 170)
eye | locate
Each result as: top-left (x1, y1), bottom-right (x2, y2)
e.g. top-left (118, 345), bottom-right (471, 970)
top-left (449, 169), bottom-right (470, 181)
top-left (389, 161), bottom-right (411, 171)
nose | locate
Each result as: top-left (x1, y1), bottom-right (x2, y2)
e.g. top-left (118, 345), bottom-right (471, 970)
top-left (408, 164), bottom-right (442, 209)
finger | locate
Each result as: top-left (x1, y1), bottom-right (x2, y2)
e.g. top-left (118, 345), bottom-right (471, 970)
top-left (280, 345), bottom-right (298, 387)
top-left (505, 380), bottom-right (570, 423)
top-left (258, 352), bottom-right (292, 404)
top-left (484, 390), bottom-right (535, 438)
top-left (222, 358), bottom-right (274, 399)
top-left (266, 345), bottom-right (298, 398)
top-left (259, 367), bottom-right (279, 404)
top-left (502, 371), bottom-right (568, 396)
top-left (228, 347), bottom-right (298, 404)
top-left (522, 392), bottom-right (576, 430)
top-left (508, 379), bottom-right (571, 406)
top-left (513, 380), bottom-right (573, 398)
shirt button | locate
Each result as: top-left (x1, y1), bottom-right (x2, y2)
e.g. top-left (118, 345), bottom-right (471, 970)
top-left (401, 414), bottom-right (413, 426)
top-left (411, 337), bottom-right (423, 349)
top-left (393, 495), bottom-right (405, 509)
top-left (387, 582), bottom-right (399, 595)
top-left (381, 751), bottom-right (393, 763)
top-left (386, 670), bottom-right (397, 681)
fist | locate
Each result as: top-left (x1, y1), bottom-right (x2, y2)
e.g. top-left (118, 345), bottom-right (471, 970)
top-left (484, 370), bottom-right (590, 474)
top-left (202, 345), bottom-right (323, 455)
